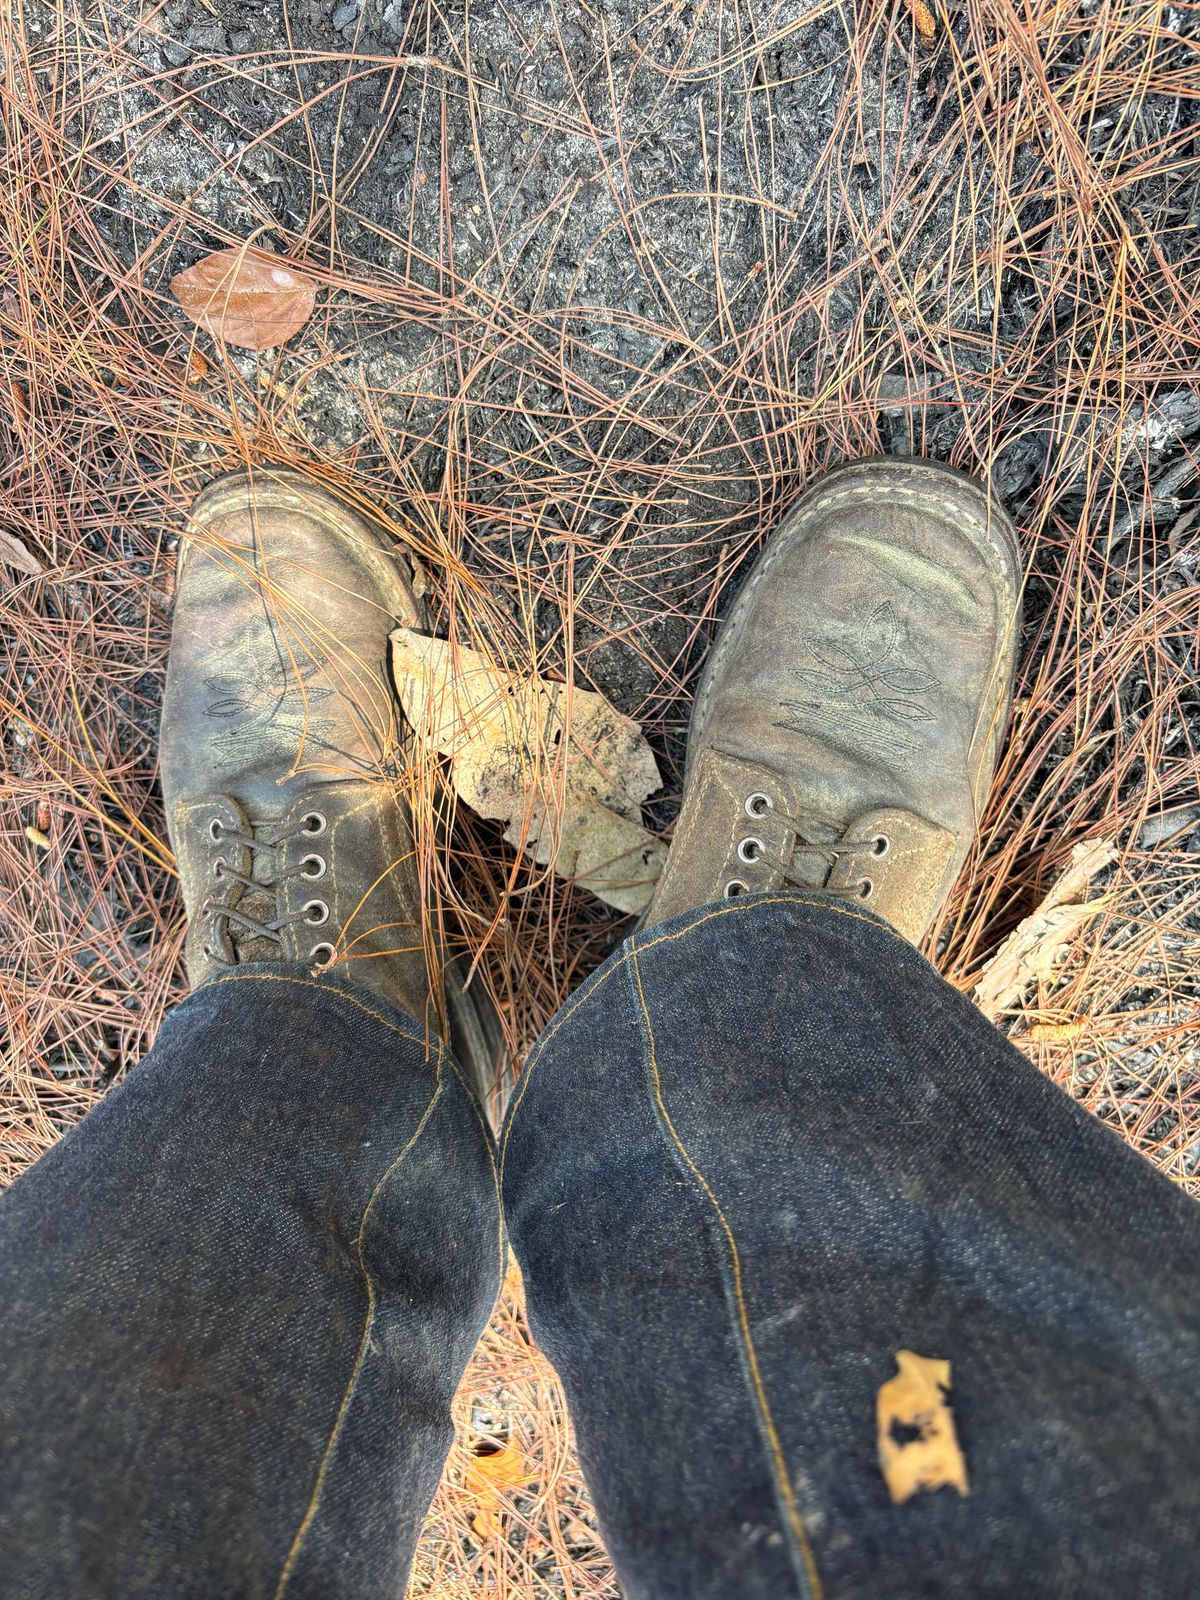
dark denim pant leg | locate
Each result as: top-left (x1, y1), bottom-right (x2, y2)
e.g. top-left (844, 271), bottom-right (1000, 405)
top-left (0, 968), bottom-right (502, 1600)
top-left (501, 894), bottom-right (1200, 1600)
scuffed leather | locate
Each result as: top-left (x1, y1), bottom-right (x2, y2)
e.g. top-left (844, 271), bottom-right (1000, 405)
top-left (161, 469), bottom-right (437, 1027)
top-left (642, 459), bottom-right (1021, 941)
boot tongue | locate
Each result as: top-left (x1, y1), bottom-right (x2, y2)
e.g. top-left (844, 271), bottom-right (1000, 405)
top-left (228, 845), bottom-right (282, 965)
top-left (780, 813), bottom-right (845, 891)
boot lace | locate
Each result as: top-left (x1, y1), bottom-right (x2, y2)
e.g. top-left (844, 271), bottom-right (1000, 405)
top-left (725, 791), bottom-right (890, 903)
top-left (201, 809), bottom-right (336, 965)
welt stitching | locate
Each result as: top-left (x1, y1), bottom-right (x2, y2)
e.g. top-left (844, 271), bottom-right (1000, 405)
top-left (627, 936), bottom-right (823, 1600)
top-left (272, 1042), bottom-right (447, 1600)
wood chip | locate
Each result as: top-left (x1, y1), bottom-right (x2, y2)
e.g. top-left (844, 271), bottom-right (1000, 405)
top-left (0, 528), bottom-right (45, 576)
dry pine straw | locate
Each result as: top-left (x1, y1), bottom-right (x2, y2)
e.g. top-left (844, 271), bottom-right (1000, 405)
top-left (2, 0), bottom-right (1199, 1590)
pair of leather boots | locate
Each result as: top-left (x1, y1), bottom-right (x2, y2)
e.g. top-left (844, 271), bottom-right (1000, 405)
top-left (161, 460), bottom-right (1020, 1080)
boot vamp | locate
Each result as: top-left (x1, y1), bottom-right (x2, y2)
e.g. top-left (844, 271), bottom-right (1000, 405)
top-left (161, 478), bottom-right (422, 822)
top-left (694, 501), bottom-right (1014, 846)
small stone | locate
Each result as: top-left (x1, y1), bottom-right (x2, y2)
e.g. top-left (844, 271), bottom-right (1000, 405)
top-left (332, 3), bottom-right (359, 29)
top-left (186, 21), bottom-right (226, 52)
top-left (161, 40), bottom-right (193, 66)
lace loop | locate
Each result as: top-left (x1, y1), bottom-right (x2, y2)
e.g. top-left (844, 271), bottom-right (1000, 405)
top-left (203, 814), bottom-right (332, 964)
top-left (731, 795), bottom-right (890, 903)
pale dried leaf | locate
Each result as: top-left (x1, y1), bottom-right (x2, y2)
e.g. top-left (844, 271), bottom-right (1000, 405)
top-left (877, 1350), bottom-right (968, 1505)
top-left (170, 247), bottom-right (317, 350)
top-left (391, 629), bottom-right (666, 914)
top-left (0, 527), bottom-right (44, 576)
top-left (974, 838), bottom-right (1117, 1019)
top-left (463, 1442), bottom-right (534, 1539)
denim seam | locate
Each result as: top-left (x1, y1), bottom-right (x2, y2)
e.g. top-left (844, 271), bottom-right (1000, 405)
top-left (626, 936), bottom-right (824, 1600)
top-left (201, 970), bottom-right (435, 1050)
top-left (446, 1054), bottom-right (507, 1287)
top-left (271, 1040), bottom-right (447, 1599)
top-left (499, 892), bottom-right (903, 1190)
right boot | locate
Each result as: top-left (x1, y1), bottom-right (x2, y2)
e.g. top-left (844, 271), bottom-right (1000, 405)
top-left (641, 458), bottom-right (1022, 945)
top-left (160, 466), bottom-right (499, 1087)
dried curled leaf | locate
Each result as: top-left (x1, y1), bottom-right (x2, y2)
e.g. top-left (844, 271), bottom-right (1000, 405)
top-left (877, 1350), bottom-right (968, 1505)
top-left (0, 527), bottom-right (44, 576)
top-left (464, 1441), bottom-right (534, 1539)
top-left (974, 837), bottom-right (1117, 1019)
top-left (392, 629), bottom-right (667, 915)
top-left (170, 246), bottom-right (317, 350)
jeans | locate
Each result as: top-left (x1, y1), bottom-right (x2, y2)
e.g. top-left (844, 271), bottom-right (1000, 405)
top-left (2, 894), bottom-right (1198, 1599)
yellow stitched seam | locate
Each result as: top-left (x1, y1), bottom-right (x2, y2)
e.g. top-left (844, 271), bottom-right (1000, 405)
top-left (628, 938), bottom-right (824, 1600)
top-left (499, 892), bottom-right (899, 1188)
top-left (272, 1042), bottom-right (447, 1600)
top-left (202, 970), bottom-right (428, 1042)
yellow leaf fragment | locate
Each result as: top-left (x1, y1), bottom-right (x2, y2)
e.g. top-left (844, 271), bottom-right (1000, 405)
top-left (877, 1350), bottom-right (968, 1505)
top-left (974, 838), bottom-right (1117, 1019)
top-left (170, 246), bottom-right (317, 351)
top-left (391, 629), bottom-right (667, 914)
top-left (909, 0), bottom-right (938, 43)
top-left (464, 1441), bottom-right (534, 1538)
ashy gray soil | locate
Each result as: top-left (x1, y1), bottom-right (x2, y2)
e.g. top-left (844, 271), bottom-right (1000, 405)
top-left (48, 0), bottom-right (1196, 741)
top-left (10, 0), bottom-right (1197, 937)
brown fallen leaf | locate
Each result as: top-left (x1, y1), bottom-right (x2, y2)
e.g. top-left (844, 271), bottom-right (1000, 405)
top-left (170, 246), bottom-right (317, 351)
top-left (0, 527), bottom-right (45, 576)
top-left (464, 1441), bottom-right (534, 1539)
top-left (877, 1350), bottom-right (968, 1505)
top-left (391, 629), bottom-right (667, 915)
top-left (974, 837), bottom-right (1117, 1020)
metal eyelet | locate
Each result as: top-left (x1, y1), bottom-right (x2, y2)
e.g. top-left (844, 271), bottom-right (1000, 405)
top-left (858, 878), bottom-right (874, 899)
top-left (301, 811), bottom-right (327, 837)
top-left (744, 792), bottom-right (772, 819)
top-left (309, 941), bottom-right (336, 967)
top-left (737, 837), bottom-right (764, 864)
top-left (300, 853), bottom-right (327, 880)
top-left (211, 856), bottom-right (225, 879)
top-left (724, 879), bottom-right (749, 897)
top-left (872, 835), bottom-right (890, 858)
top-left (208, 818), bottom-right (224, 842)
top-left (304, 899), bottom-right (330, 926)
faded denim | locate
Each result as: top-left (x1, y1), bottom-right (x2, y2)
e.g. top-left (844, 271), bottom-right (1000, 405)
top-left (3, 895), bottom-right (1199, 1599)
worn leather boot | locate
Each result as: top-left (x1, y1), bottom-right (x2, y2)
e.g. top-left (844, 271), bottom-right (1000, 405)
top-left (642, 458), bottom-right (1022, 944)
top-left (161, 466), bottom-right (497, 1080)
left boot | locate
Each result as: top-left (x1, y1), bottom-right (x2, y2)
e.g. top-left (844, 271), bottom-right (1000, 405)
top-left (161, 467), bottom-right (497, 1080)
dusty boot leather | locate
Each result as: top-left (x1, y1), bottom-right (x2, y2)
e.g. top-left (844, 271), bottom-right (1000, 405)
top-left (161, 467), bottom-right (498, 1080)
top-left (642, 458), bottom-right (1022, 944)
